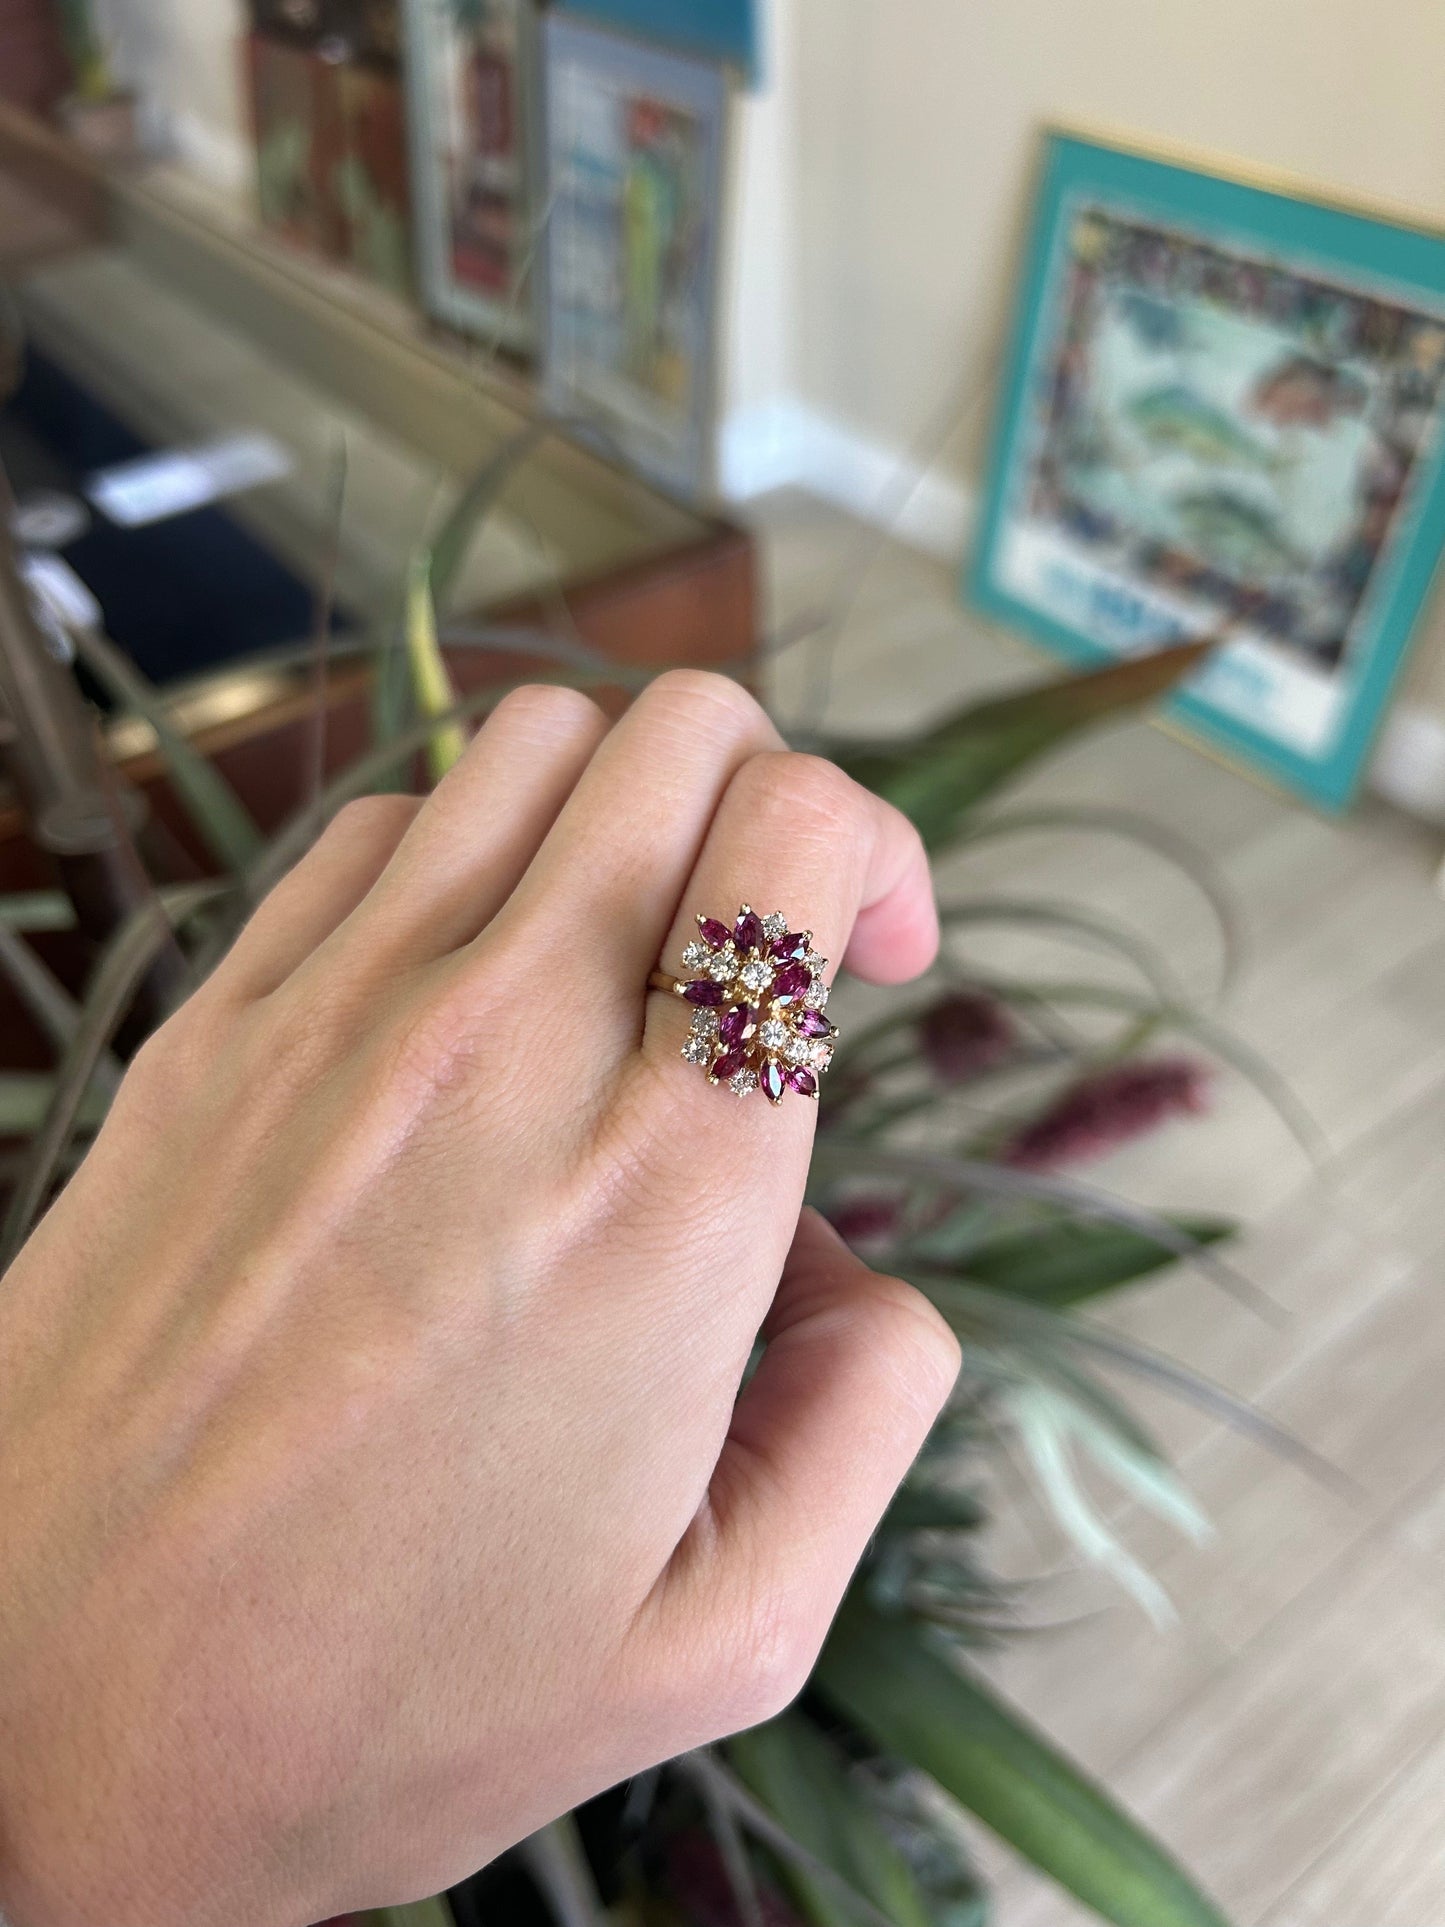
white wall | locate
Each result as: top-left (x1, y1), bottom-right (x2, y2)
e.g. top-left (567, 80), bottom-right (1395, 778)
top-left (95, 0), bottom-right (250, 187)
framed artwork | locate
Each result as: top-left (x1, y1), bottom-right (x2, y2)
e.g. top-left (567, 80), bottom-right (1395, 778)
top-left (539, 14), bottom-right (727, 499)
top-left (402, 0), bottom-right (541, 352)
top-left (969, 129), bottom-right (1445, 810)
top-left (247, 32), bottom-right (411, 299)
top-left (248, 34), bottom-right (349, 259)
top-left (559, 0), bottom-right (758, 77)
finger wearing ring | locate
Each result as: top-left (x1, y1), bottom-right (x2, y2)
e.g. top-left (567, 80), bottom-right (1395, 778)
top-left (651, 906), bottom-right (837, 1104)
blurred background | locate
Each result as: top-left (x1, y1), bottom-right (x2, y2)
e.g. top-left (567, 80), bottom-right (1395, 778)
top-left (4, 4), bottom-right (1445, 1926)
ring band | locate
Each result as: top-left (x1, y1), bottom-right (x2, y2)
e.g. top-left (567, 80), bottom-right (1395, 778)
top-left (655, 905), bottom-right (837, 1104)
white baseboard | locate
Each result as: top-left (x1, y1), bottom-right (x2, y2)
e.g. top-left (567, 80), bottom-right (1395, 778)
top-left (718, 397), bottom-right (973, 562)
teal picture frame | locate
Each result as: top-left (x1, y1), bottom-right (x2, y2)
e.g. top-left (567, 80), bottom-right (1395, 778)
top-left (558, 0), bottom-right (758, 79)
top-left (968, 129), bottom-right (1445, 810)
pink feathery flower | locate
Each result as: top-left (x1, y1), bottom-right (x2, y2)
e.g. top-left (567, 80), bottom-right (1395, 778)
top-left (828, 1194), bottom-right (905, 1247)
top-left (1003, 1057), bottom-right (1212, 1171)
top-left (667, 1830), bottom-right (805, 1927)
top-left (919, 991), bottom-right (1016, 1084)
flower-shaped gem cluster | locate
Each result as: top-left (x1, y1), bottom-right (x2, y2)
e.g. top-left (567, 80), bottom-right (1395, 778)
top-left (675, 906), bottom-right (837, 1103)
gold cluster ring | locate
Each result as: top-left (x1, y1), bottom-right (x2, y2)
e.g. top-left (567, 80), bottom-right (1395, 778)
top-left (650, 906), bottom-right (837, 1104)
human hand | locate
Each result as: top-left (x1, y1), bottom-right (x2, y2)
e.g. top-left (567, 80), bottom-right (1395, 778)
top-left (0, 672), bottom-right (959, 1927)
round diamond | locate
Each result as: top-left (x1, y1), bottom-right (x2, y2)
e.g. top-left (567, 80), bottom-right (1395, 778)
top-left (803, 950), bottom-right (826, 975)
top-left (681, 939), bottom-right (710, 972)
top-left (811, 1040), bottom-right (835, 1072)
top-left (729, 1068), bottom-right (759, 1097)
top-left (682, 1033), bottom-right (715, 1067)
top-left (803, 979), bottom-right (830, 1011)
top-left (691, 1008), bottom-right (720, 1036)
top-left (738, 957), bottom-right (774, 996)
top-left (759, 1018), bottom-right (789, 1051)
top-left (784, 1033), bottom-right (812, 1065)
top-left (761, 911), bottom-right (788, 940)
top-left (706, 947), bottom-right (738, 983)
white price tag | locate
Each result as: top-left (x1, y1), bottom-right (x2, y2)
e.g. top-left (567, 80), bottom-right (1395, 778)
top-left (86, 432), bottom-right (293, 529)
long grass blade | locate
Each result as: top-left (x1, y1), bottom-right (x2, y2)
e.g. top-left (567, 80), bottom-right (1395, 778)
top-left (940, 896), bottom-right (1190, 1007)
top-left (67, 623), bottom-right (264, 873)
top-left (811, 1137), bottom-right (1277, 1321)
top-left (830, 641), bottom-right (1215, 852)
top-left (952, 969), bottom-right (1329, 1168)
top-left (677, 1752), bottom-right (901, 1927)
top-left (816, 1600), bottom-right (1231, 1927)
top-left (960, 805), bottom-right (1239, 1000)
top-left (0, 926), bottom-right (122, 1091)
top-left (246, 669), bottom-right (646, 902)
top-left (0, 891), bottom-right (76, 931)
top-left (729, 1713), bottom-right (934, 1927)
top-left (918, 1275), bottom-right (1352, 1495)
top-left (516, 1815), bottom-right (607, 1927)
top-left (0, 881), bottom-right (227, 1267)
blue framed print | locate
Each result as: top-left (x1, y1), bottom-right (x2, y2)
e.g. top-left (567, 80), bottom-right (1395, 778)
top-left (968, 129), bottom-right (1445, 810)
top-left (540, 14), bottom-right (727, 499)
top-left (558, 0), bottom-right (758, 79)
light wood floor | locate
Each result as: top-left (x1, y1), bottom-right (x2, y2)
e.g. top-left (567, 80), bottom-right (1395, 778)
top-left (753, 489), bottom-right (1445, 1927)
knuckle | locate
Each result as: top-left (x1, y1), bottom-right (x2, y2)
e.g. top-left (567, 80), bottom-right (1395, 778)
top-left (119, 1001), bottom-right (216, 1107)
top-left (638, 667), bottom-right (768, 742)
top-left (717, 1586), bottom-right (820, 1729)
top-left (487, 681), bottom-right (607, 740)
top-left (866, 1275), bottom-right (963, 1412)
top-left (327, 793), bottom-right (421, 846)
top-left (737, 750), bottom-right (860, 836)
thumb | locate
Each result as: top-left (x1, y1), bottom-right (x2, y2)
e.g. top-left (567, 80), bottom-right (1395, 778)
top-left (653, 1209), bottom-right (960, 1732)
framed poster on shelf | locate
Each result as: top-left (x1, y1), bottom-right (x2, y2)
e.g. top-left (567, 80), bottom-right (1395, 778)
top-left (969, 128), bottom-right (1445, 811)
top-left (539, 13), bottom-right (727, 500)
top-left (402, 0), bottom-right (541, 352)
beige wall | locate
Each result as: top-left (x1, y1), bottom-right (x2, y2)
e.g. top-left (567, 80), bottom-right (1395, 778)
top-left (786, 0), bottom-right (1445, 474)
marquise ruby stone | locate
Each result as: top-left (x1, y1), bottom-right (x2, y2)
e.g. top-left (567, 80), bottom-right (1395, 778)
top-left (797, 1009), bottom-right (833, 1038)
top-left (761, 1060), bottom-right (786, 1103)
top-left (713, 1049), bottom-right (748, 1082)
top-left (698, 918), bottom-right (732, 950)
top-left (719, 1006), bottom-right (753, 1046)
top-left (785, 1067), bottom-right (818, 1096)
top-left (770, 932), bottom-right (808, 962)
top-left (771, 963), bottom-right (812, 1002)
top-left (735, 909), bottom-right (766, 952)
top-left (683, 981), bottom-right (724, 1006)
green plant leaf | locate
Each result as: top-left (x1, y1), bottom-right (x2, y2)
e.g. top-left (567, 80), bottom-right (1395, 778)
top-left (810, 1138), bottom-right (1263, 1314)
top-left (884, 1484), bottom-right (988, 1536)
top-left (0, 882), bottom-right (226, 1266)
top-left (0, 891), bottom-right (77, 931)
top-left (405, 559), bottom-right (468, 782)
top-left (0, 1072), bottom-right (108, 1136)
top-left (915, 1274), bottom-right (1346, 1493)
top-left (427, 423), bottom-right (550, 616)
top-left (730, 1713), bottom-right (934, 1927)
top-left (829, 641), bottom-right (1213, 852)
top-left (362, 1900), bottom-right (455, 1927)
top-left (816, 1600), bottom-right (1230, 1927)
top-left (68, 624), bottom-right (265, 874)
top-left (939, 898), bottom-right (1189, 1009)
top-left (959, 1216), bottom-right (1233, 1308)
top-left (957, 805), bottom-right (1238, 1001)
